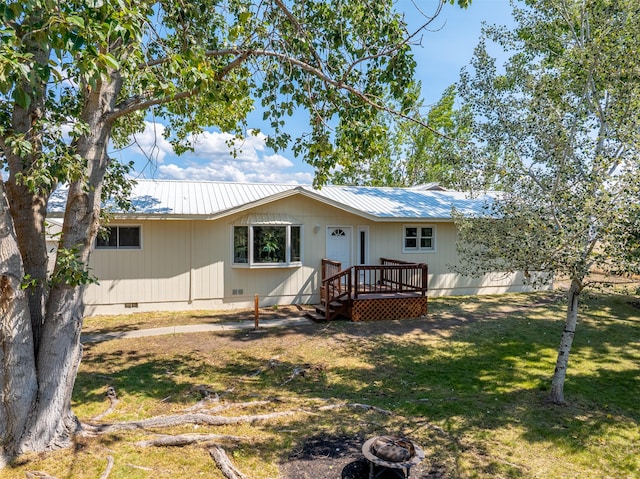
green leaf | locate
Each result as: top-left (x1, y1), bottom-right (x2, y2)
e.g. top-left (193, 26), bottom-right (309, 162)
top-left (12, 88), bottom-right (31, 109)
top-left (101, 53), bottom-right (120, 70)
top-left (67, 15), bottom-right (85, 28)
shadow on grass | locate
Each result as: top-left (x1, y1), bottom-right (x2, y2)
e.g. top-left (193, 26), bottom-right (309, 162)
top-left (73, 291), bottom-right (639, 478)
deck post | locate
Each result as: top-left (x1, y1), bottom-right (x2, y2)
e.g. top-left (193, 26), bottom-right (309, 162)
top-left (254, 294), bottom-right (259, 329)
top-left (421, 264), bottom-right (428, 295)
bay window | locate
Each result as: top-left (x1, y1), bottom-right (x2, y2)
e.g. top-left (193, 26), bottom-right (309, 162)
top-left (233, 224), bottom-right (302, 266)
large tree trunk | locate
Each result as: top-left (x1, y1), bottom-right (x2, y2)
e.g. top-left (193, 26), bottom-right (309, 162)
top-left (550, 278), bottom-right (583, 404)
top-left (3, 181), bottom-right (50, 353)
top-left (3, 31), bottom-right (52, 354)
top-left (3, 70), bottom-right (121, 455)
top-left (0, 180), bottom-right (38, 462)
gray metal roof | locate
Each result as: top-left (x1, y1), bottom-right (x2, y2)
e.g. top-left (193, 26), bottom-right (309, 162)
top-left (49, 180), bottom-right (493, 220)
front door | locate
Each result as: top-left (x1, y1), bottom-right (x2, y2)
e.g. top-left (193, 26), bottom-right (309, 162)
top-left (326, 226), bottom-right (352, 269)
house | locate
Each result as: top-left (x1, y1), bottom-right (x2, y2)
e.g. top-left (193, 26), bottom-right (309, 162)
top-left (48, 180), bottom-right (545, 317)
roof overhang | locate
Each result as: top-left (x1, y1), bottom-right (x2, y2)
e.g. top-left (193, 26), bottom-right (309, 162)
top-left (47, 183), bottom-right (478, 223)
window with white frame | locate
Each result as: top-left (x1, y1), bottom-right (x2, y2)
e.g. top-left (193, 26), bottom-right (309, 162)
top-left (233, 224), bottom-right (302, 266)
top-left (403, 225), bottom-right (435, 252)
top-left (96, 226), bottom-right (141, 249)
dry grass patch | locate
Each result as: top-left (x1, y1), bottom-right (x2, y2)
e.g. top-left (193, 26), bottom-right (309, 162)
top-left (82, 305), bottom-right (314, 335)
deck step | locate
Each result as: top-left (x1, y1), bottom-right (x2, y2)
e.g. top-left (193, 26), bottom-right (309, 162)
top-left (305, 310), bottom-right (328, 322)
top-left (314, 303), bottom-right (329, 313)
top-left (308, 302), bottom-right (346, 321)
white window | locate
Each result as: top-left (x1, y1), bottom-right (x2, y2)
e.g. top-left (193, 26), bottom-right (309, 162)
top-left (403, 225), bottom-right (435, 253)
top-left (96, 226), bottom-right (141, 249)
top-left (233, 224), bottom-right (302, 267)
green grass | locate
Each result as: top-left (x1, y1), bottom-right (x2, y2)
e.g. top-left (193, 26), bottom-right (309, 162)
top-left (6, 291), bottom-right (639, 478)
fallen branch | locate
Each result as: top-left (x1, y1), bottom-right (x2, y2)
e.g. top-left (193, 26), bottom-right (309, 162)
top-left (92, 386), bottom-right (119, 421)
top-left (125, 464), bottom-right (154, 471)
top-left (197, 400), bottom-right (270, 414)
top-left (282, 363), bottom-right (326, 385)
top-left (135, 433), bottom-right (246, 448)
top-left (403, 418), bottom-right (450, 437)
top-left (248, 356), bottom-right (281, 377)
top-left (184, 385), bottom-right (220, 411)
top-left (25, 472), bottom-right (58, 479)
top-left (282, 366), bottom-right (306, 385)
top-left (88, 410), bottom-right (297, 434)
top-left (209, 445), bottom-right (248, 479)
top-left (99, 455), bottom-right (114, 479)
top-left (318, 402), bottom-right (393, 415)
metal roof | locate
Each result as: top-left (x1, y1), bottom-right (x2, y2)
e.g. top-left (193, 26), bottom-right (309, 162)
top-left (49, 180), bottom-right (493, 220)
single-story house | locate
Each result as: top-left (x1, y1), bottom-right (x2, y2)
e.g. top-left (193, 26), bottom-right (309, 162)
top-left (47, 180), bottom-right (545, 316)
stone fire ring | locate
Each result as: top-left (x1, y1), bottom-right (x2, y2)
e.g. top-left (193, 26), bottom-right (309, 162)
top-left (362, 436), bottom-right (425, 472)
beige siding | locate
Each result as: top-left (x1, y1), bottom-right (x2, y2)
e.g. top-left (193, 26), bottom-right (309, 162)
top-left (85, 220), bottom-right (191, 310)
top-left (83, 195), bottom-right (543, 315)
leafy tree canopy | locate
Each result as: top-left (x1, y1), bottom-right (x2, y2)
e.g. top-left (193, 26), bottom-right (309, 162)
top-left (0, 0), bottom-right (472, 460)
top-left (329, 84), bottom-right (474, 188)
top-left (1, 0), bottom-right (468, 189)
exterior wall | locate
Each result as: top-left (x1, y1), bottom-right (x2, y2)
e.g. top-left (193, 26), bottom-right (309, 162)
top-left (365, 221), bottom-right (539, 296)
top-left (83, 195), bottom-right (547, 316)
top-left (84, 220), bottom-right (197, 314)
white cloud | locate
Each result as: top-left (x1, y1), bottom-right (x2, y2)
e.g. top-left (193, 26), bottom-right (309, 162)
top-left (129, 122), bottom-right (313, 184)
top-left (190, 130), bottom-right (267, 160)
top-left (130, 122), bottom-right (175, 163)
top-left (264, 153), bottom-right (294, 169)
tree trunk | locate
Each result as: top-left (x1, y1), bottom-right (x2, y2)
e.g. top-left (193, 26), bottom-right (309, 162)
top-left (7, 72), bottom-right (121, 455)
top-left (550, 278), bottom-right (582, 404)
top-left (3, 31), bottom-right (52, 354)
top-left (0, 180), bottom-right (38, 460)
top-left (4, 180), bottom-right (50, 354)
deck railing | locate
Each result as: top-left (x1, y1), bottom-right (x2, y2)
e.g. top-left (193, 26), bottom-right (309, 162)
top-left (321, 267), bottom-right (352, 321)
top-left (354, 260), bottom-right (428, 299)
top-left (320, 258), bottom-right (428, 319)
top-left (321, 258), bottom-right (342, 282)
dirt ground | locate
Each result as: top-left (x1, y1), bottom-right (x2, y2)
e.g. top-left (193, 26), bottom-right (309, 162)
top-left (280, 433), bottom-right (446, 479)
top-left (235, 306), bottom-right (462, 478)
top-left (129, 305), bottom-right (468, 478)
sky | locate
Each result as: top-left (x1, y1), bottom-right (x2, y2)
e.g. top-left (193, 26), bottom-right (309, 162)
top-left (118, 0), bottom-right (515, 185)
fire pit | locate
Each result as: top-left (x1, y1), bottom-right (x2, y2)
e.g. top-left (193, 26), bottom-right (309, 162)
top-left (361, 435), bottom-right (424, 479)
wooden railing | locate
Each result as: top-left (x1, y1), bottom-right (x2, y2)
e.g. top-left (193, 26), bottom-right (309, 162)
top-left (320, 258), bottom-right (428, 320)
top-left (354, 260), bottom-right (428, 299)
top-left (321, 258), bottom-right (342, 281)
top-left (321, 265), bottom-right (352, 321)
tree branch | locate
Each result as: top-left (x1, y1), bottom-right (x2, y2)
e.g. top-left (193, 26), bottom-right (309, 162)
top-left (209, 445), bottom-right (249, 479)
top-left (107, 88), bottom-right (199, 123)
top-left (116, 47), bottom-right (444, 136)
top-left (135, 433), bottom-right (245, 448)
top-left (340, 2), bottom-right (444, 86)
top-left (86, 410), bottom-right (297, 434)
top-left (272, 0), bottom-right (323, 68)
top-left (99, 456), bottom-right (114, 479)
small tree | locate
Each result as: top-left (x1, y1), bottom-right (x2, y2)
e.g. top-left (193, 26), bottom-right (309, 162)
top-left (0, 0), bottom-right (470, 461)
top-left (455, 0), bottom-right (640, 404)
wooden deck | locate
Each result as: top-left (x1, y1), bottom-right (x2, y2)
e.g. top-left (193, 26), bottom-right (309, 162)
top-left (309, 258), bottom-right (428, 322)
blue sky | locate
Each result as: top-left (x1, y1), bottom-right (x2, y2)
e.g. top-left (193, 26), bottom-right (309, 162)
top-left (120, 0), bottom-right (514, 185)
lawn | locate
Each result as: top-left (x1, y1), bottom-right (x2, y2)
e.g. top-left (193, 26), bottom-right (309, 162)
top-left (6, 291), bottom-right (639, 479)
